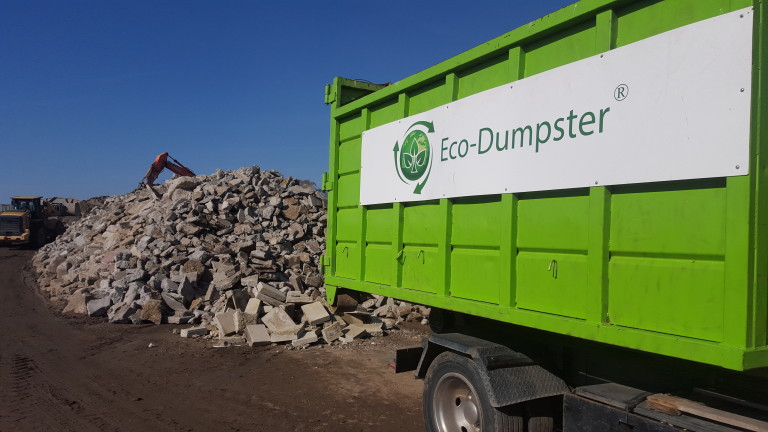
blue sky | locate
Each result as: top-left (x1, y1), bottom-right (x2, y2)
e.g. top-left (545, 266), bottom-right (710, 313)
top-left (1, 0), bottom-right (575, 200)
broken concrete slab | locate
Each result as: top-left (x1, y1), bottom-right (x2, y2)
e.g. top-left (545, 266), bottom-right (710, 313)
top-left (292, 329), bottom-right (319, 347)
top-left (380, 318), bottom-right (397, 329)
top-left (214, 310), bottom-right (238, 336)
top-left (261, 307), bottom-right (298, 334)
top-left (341, 325), bottom-right (368, 342)
top-left (217, 336), bottom-right (246, 344)
top-left (167, 176), bottom-right (200, 193)
top-left (270, 332), bottom-right (299, 343)
top-left (161, 292), bottom-right (187, 312)
top-left (62, 290), bottom-right (90, 315)
top-left (160, 278), bottom-right (178, 293)
top-left (233, 310), bottom-right (246, 334)
top-left (122, 269), bottom-right (145, 284)
top-left (140, 299), bottom-right (163, 325)
top-left (286, 291), bottom-right (313, 305)
top-left (164, 315), bottom-right (192, 324)
top-left (180, 327), bottom-right (209, 338)
top-left (188, 297), bottom-right (204, 311)
top-left (244, 298), bottom-right (262, 315)
top-left (178, 277), bottom-right (194, 304)
top-left (244, 324), bottom-right (270, 347)
top-left (212, 272), bottom-right (241, 291)
top-left (340, 312), bottom-right (366, 325)
top-left (288, 275), bottom-right (304, 292)
top-left (225, 288), bottom-right (250, 311)
top-left (204, 283), bottom-right (219, 303)
top-left (256, 282), bottom-right (286, 303)
top-left (301, 301), bottom-right (331, 326)
top-left (396, 305), bottom-right (413, 317)
top-left (240, 274), bottom-right (260, 288)
top-left (86, 296), bottom-right (111, 317)
top-left (109, 302), bottom-right (138, 324)
top-left (321, 321), bottom-right (343, 344)
top-left (256, 291), bottom-right (285, 307)
top-left (348, 323), bottom-right (383, 337)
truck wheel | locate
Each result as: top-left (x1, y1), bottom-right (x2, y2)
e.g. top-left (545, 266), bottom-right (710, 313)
top-left (424, 351), bottom-right (524, 432)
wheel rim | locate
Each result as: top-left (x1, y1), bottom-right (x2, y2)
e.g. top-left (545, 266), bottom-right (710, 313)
top-left (432, 372), bottom-right (482, 432)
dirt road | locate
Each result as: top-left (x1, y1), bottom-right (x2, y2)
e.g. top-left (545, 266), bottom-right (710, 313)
top-left (0, 248), bottom-right (426, 432)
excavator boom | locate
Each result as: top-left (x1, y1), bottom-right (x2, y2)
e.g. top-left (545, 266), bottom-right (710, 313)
top-left (142, 152), bottom-right (195, 185)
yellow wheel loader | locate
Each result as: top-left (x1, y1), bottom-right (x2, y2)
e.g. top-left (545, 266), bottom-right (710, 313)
top-left (0, 196), bottom-right (65, 247)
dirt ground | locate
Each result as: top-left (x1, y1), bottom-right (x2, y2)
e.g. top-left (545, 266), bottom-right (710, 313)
top-left (0, 248), bottom-right (427, 432)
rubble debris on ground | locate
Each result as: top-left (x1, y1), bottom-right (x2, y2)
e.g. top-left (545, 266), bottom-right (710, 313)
top-left (31, 166), bottom-right (429, 348)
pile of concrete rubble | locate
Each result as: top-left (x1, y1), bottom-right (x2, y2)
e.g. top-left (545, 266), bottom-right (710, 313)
top-left (31, 166), bottom-right (429, 347)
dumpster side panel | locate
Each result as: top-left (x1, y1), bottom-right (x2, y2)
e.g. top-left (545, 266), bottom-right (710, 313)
top-left (753, 0), bottom-right (768, 355)
top-left (326, 0), bottom-right (764, 370)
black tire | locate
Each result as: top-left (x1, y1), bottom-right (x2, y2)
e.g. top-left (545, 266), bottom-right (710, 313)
top-left (423, 351), bottom-right (525, 432)
top-left (55, 221), bottom-right (66, 236)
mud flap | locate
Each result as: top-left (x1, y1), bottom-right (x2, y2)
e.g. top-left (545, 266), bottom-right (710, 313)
top-left (415, 333), bottom-right (570, 407)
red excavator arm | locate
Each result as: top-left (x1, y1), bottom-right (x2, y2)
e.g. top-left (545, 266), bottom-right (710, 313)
top-left (142, 152), bottom-right (196, 185)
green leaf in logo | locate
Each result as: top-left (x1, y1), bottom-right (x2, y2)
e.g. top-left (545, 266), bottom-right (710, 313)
top-left (399, 130), bottom-right (430, 182)
top-left (402, 150), bottom-right (413, 170)
top-left (415, 147), bottom-right (427, 168)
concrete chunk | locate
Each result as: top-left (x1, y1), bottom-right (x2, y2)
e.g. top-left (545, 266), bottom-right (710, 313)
top-left (244, 298), bottom-right (262, 315)
top-left (212, 272), bottom-right (240, 291)
top-left (241, 274), bottom-right (260, 287)
top-left (301, 301), bottom-right (331, 325)
top-left (164, 315), bottom-right (192, 324)
top-left (109, 302), bottom-right (138, 323)
top-left (86, 296), bottom-right (111, 317)
top-left (233, 310), bottom-right (246, 333)
top-left (340, 312), bottom-right (366, 325)
top-left (178, 276), bottom-right (194, 304)
top-left (225, 288), bottom-right (250, 311)
top-left (288, 275), bottom-right (304, 292)
top-left (261, 307), bottom-right (298, 333)
top-left (244, 324), bottom-right (271, 347)
top-left (396, 304), bottom-right (413, 317)
top-left (321, 322), bottom-right (343, 343)
top-left (218, 336), bottom-right (246, 344)
top-left (168, 176), bottom-right (200, 192)
top-left (161, 292), bottom-right (187, 312)
top-left (292, 330), bottom-right (319, 347)
top-left (180, 327), bottom-right (209, 338)
top-left (286, 291), bottom-right (313, 305)
top-left (256, 282), bottom-right (286, 302)
top-left (214, 310), bottom-right (238, 336)
top-left (124, 269), bottom-right (147, 284)
top-left (140, 299), bottom-right (163, 325)
top-left (341, 325), bottom-right (368, 342)
top-left (204, 283), bottom-right (219, 303)
top-left (353, 323), bottom-right (384, 337)
top-left (270, 332), bottom-right (299, 343)
top-left (161, 278), bottom-right (178, 293)
top-left (62, 291), bottom-right (90, 315)
top-left (256, 291), bottom-right (285, 307)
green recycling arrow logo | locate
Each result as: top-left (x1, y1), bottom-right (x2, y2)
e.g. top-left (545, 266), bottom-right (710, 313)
top-left (394, 121), bottom-right (434, 194)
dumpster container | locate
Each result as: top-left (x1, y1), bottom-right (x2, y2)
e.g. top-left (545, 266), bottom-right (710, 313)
top-left (325, 1), bottom-right (768, 429)
top-left (324, 0), bottom-right (767, 372)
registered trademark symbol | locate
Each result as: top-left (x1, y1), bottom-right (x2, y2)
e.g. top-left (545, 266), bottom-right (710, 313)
top-left (614, 84), bottom-right (629, 101)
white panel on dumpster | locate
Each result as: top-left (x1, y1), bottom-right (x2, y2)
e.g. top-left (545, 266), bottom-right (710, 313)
top-left (359, 8), bottom-right (753, 205)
